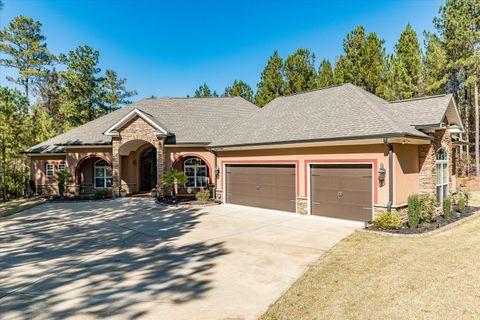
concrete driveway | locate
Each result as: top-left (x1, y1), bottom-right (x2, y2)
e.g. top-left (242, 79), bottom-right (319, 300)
top-left (0, 198), bottom-right (361, 320)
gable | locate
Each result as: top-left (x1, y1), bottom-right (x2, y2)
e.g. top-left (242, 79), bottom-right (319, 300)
top-left (103, 108), bottom-right (169, 137)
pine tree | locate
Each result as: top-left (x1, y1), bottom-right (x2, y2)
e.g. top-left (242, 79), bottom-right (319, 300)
top-left (334, 26), bottom-right (386, 94)
top-left (391, 23), bottom-right (423, 99)
top-left (99, 69), bottom-right (137, 115)
top-left (317, 59), bottom-right (334, 88)
top-left (194, 83), bottom-right (212, 97)
top-left (254, 50), bottom-right (284, 107)
top-left (284, 48), bottom-right (316, 94)
top-left (225, 80), bottom-right (253, 102)
top-left (435, 0), bottom-right (480, 175)
top-left (58, 45), bottom-right (102, 129)
top-left (423, 32), bottom-right (448, 95)
top-left (0, 16), bottom-right (53, 107)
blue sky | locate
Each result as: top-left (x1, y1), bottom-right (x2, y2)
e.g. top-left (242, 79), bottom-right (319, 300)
top-left (0, 0), bottom-right (443, 99)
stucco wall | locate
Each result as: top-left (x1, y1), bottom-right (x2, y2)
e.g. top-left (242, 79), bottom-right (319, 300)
top-left (30, 155), bottom-right (66, 194)
top-left (215, 144), bottom-right (392, 207)
top-left (394, 144), bottom-right (420, 205)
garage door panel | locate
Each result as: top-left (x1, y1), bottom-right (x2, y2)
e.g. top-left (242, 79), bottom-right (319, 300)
top-left (226, 164), bottom-right (296, 213)
top-left (311, 164), bottom-right (372, 221)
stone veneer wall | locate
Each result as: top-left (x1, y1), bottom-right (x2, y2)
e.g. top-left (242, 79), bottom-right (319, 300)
top-left (112, 116), bottom-right (166, 196)
top-left (418, 129), bottom-right (453, 195)
top-left (296, 197), bottom-right (308, 215)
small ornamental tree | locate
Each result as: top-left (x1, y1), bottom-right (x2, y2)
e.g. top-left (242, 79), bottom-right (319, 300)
top-left (161, 169), bottom-right (188, 202)
top-left (55, 170), bottom-right (72, 198)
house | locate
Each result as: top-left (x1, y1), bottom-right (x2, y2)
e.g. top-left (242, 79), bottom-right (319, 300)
top-left (24, 84), bottom-right (464, 221)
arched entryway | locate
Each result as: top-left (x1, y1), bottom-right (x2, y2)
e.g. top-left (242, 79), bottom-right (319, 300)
top-left (140, 147), bottom-right (157, 192)
top-left (74, 155), bottom-right (112, 194)
top-left (172, 155), bottom-right (212, 194)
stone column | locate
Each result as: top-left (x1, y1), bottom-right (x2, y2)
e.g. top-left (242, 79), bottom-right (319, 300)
top-left (112, 137), bottom-right (121, 197)
top-left (156, 137), bottom-right (166, 196)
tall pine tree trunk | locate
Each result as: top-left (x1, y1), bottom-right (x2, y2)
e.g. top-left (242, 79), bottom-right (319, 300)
top-left (1, 142), bottom-right (6, 202)
top-left (475, 69), bottom-right (479, 177)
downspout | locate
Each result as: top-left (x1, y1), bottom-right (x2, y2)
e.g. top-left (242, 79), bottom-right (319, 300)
top-left (211, 149), bottom-right (218, 201)
top-left (383, 138), bottom-right (394, 212)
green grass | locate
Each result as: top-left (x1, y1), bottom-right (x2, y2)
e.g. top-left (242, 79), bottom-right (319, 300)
top-left (261, 203), bottom-right (480, 319)
top-left (0, 197), bottom-right (44, 218)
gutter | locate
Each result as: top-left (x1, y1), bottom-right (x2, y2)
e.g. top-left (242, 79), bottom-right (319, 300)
top-left (383, 137), bottom-right (394, 212)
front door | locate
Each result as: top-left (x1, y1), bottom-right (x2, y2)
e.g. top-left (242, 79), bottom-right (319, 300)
top-left (140, 147), bottom-right (157, 191)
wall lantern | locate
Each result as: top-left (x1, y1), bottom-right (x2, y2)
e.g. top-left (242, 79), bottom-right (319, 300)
top-left (215, 166), bottom-right (220, 179)
top-left (378, 163), bottom-right (386, 187)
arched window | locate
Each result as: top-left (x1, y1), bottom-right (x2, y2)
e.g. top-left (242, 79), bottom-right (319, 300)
top-left (436, 148), bottom-right (448, 204)
top-left (94, 159), bottom-right (113, 189)
top-left (184, 158), bottom-right (207, 188)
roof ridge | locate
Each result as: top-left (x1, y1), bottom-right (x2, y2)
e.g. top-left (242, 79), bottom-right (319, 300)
top-left (281, 84), bottom-right (344, 98)
top-left (349, 85), bottom-right (411, 134)
top-left (389, 94), bottom-right (449, 104)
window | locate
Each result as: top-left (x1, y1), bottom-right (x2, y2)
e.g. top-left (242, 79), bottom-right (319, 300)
top-left (46, 163), bottom-right (54, 177)
top-left (436, 148), bottom-right (448, 204)
top-left (94, 159), bottom-right (112, 189)
top-left (184, 158), bottom-right (207, 188)
top-left (58, 163), bottom-right (66, 171)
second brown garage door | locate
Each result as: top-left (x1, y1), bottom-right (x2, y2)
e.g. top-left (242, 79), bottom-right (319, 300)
top-left (311, 164), bottom-right (372, 221)
top-left (226, 164), bottom-right (296, 212)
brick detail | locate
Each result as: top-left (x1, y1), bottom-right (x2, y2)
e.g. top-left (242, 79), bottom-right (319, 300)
top-left (418, 129), bottom-right (453, 195)
top-left (296, 197), bottom-right (308, 215)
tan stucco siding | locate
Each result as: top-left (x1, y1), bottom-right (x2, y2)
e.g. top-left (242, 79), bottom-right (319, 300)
top-left (394, 144), bottom-right (419, 205)
top-left (216, 144), bottom-right (396, 207)
top-left (30, 155), bottom-right (66, 193)
top-left (166, 147), bottom-right (215, 181)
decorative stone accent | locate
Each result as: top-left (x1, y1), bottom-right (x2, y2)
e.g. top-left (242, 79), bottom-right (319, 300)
top-left (112, 115), bottom-right (167, 196)
top-left (215, 190), bottom-right (223, 202)
top-left (296, 197), bottom-right (308, 215)
top-left (418, 128), bottom-right (453, 195)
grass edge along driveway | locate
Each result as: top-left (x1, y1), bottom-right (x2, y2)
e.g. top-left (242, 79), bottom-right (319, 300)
top-left (260, 213), bottom-right (480, 320)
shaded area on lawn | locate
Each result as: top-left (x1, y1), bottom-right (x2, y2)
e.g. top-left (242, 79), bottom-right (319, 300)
top-left (261, 212), bottom-right (480, 320)
top-left (0, 197), bottom-right (45, 218)
top-left (0, 199), bottom-right (229, 319)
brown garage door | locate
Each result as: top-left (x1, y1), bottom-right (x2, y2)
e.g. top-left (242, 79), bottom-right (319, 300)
top-left (226, 164), bottom-right (296, 212)
top-left (311, 164), bottom-right (372, 221)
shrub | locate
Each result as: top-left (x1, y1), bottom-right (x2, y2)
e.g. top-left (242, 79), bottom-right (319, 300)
top-left (443, 198), bottom-right (452, 219)
top-left (195, 189), bottom-right (210, 202)
top-left (407, 194), bottom-right (421, 228)
top-left (457, 197), bottom-right (466, 214)
top-left (456, 189), bottom-right (471, 207)
top-left (419, 194), bottom-right (437, 222)
top-left (93, 189), bottom-right (110, 200)
top-left (119, 186), bottom-right (127, 193)
top-left (151, 188), bottom-right (158, 193)
top-left (373, 211), bottom-right (402, 230)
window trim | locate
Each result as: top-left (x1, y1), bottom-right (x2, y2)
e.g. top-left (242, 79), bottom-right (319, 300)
top-left (58, 163), bottom-right (66, 171)
top-left (45, 163), bottom-right (55, 177)
top-left (184, 158), bottom-right (208, 188)
top-left (94, 159), bottom-right (113, 189)
top-left (436, 148), bottom-right (449, 205)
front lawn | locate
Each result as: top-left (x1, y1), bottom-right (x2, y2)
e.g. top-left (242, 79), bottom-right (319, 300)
top-left (0, 197), bottom-right (44, 218)
top-left (261, 203), bottom-right (480, 319)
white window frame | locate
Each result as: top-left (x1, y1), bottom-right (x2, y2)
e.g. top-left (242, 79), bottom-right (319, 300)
top-left (436, 148), bottom-right (449, 205)
top-left (184, 158), bottom-right (207, 188)
top-left (45, 163), bottom-right (54, 177)
top-left (58, 163), bottom-right (66, 171)
top-left (94, 159), bottom-right (112, 189)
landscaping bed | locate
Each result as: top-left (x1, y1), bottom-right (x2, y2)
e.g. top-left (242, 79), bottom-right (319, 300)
top-left (158, 196), bottom-right (219, 207)
top-left (368, 205), bottom-right (478, 234)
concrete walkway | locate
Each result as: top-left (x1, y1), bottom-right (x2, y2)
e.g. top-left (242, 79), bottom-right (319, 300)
top-left (0, 198), bottom-right (361, 320)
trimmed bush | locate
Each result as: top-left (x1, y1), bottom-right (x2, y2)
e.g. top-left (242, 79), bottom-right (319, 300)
top-left (195, 189), bottom-right (210, 202)
top-left (443, 198), bottom-right (452, 219)
top-left (373, 211), bottom-right (402, 230)
top-left (419, 194), bottom-right (437, 222)
top-left (93, 189), bottom-right (110, 200)
top-left (457, 197), bottom-right (466, 214)
top-left (407, 194), bottom-right (421, 228)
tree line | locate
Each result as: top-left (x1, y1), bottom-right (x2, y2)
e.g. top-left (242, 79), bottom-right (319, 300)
top-left (195, 0), bottom-right (479, 176)
top-left (0, 15), bottom-right (137, 200)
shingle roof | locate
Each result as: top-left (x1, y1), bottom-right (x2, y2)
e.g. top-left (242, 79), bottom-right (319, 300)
top-left (209, 84), bottom-right (436, 148)
top-left (386, 94), bottom-right (454, 127)
top-left (25, 96), bottom-right (259, 153)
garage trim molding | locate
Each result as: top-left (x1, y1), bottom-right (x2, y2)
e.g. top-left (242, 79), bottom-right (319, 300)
top-left (305, 159), bottom-right (377, 220)
top-left (220, 160), bottom-right (300, 210)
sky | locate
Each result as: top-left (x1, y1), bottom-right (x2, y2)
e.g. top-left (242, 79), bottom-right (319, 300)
top-left (0, 0), bottom-right (444, 99)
